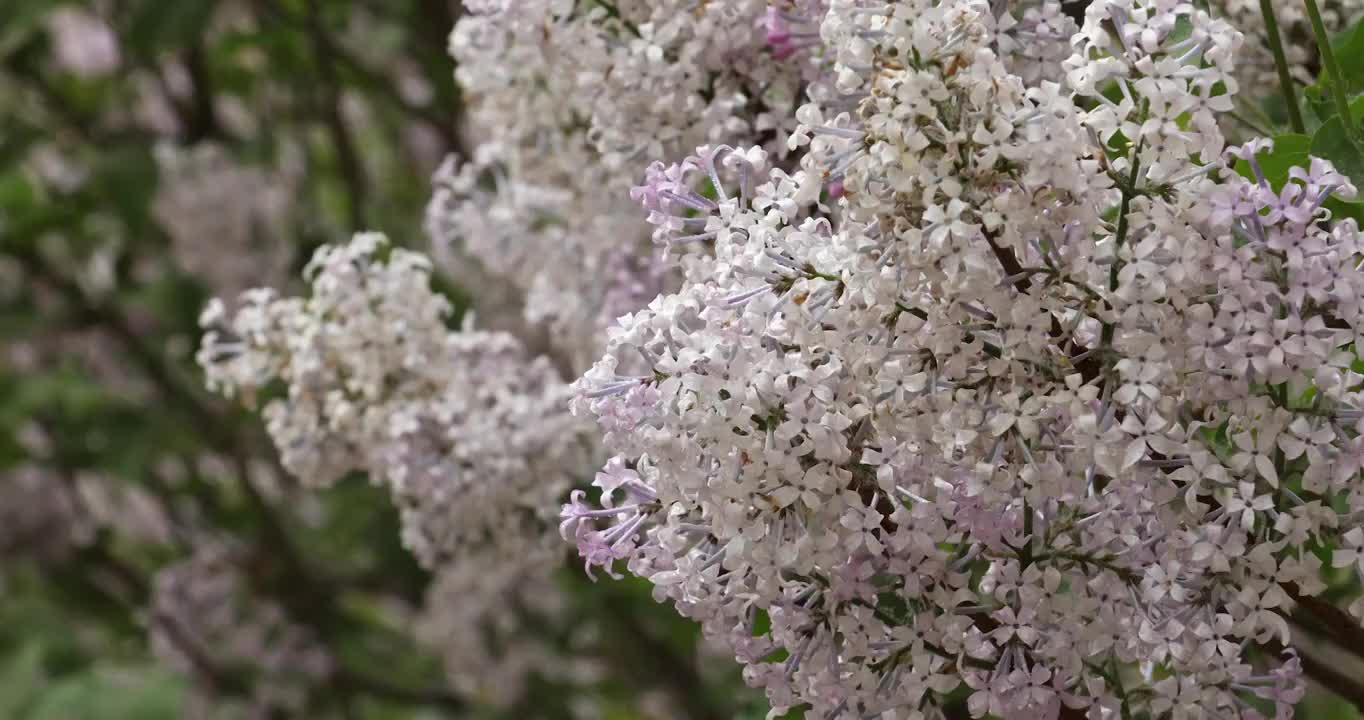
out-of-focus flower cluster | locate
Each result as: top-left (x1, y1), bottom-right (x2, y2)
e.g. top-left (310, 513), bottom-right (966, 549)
top-left (1216, 0), bottom-right (1364, 90)
top-left (148, 541), bottom-right (333, 717)
top-left (153, 142), bottom-right (300, 300)
top-left (199, 232), bottom-right (594, 696)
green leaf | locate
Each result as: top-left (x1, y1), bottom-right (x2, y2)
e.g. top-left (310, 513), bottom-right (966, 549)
top-left (1233, 133), bottom-right (1311, 190)
top-left (1312, 115), bottom-right (1364, 188)
top-left (0, 169), bottom-right (38, 217)
top-left (27, 664), bottom-right (184, 720)
top-left (1306, 18), bottom-right (1364, 126)
top-left (1327, 196), bottom-right (1364, 224)
top-left (0, 0), bottom-right (53, 58)
top-left (0, 643), bottom-right (46, 718)
top-left (1329, 17), bottom-right (1364, 95)
top-left (125, 0), bottom-right (218, 52)
top-left (87, 145), bottom-right (158, 235)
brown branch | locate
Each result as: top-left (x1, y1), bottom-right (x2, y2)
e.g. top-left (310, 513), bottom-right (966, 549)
top-left (1299, 647), bottom-right (1364, 714)
top-left (181, 45), bottom-right (224, 143)
top-left (979, 227), bottom-right (1106, 382)
top-left (1286, 584), bottom-right (1364, 663)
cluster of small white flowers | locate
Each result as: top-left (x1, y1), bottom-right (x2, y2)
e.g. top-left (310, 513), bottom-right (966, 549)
top-left (198, 232), bottom-right (589, 568)
top-left (152, 142), bottom-right (298, 300)
top-left (566, 0), bottom-right (1364, 717)
top-left (43, 6), bottom-right (120, 78)
top-left (198, 232), bottom-right (595, 702)
top-left (453, 0), bottom-right (811, 171)
top-left (194, 0), bottom-right (1364, 715)
top-left (0, 465), bottom-right (92, 562)
top-left (415, 547), bottom-right (578, 706)
top-left (426, 144), bottom-right (657, 368)
top-left (0, 424), bottom-right (171, 565)
top-left (148, 541), bottom-right (333, 716)
top-left (427, 0), bottom-right (822, 367)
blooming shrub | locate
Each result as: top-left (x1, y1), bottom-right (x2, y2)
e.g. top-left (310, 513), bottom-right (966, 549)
top-left (9, 0), bottom-right (1364, 717)
top-left (569, 2), bottom-right (1364, 714)
top-left (211, 0), bottom-right (1364, 715)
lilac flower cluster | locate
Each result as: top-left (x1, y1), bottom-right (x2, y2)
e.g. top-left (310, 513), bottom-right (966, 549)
top-left (565, 0), bottom-right (1364, 717)
top-left (198, 233), bottom-right (592, 698)
top-left (206, 0), bottom-right (1364, 716)
top-left (148, 541), bottom-right (333, 716)
top-left (426, 0), bottom-right (820, 368)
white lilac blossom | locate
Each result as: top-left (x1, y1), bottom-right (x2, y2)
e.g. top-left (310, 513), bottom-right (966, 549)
top-left (148, 541), bottom-right (333, 716)
top-left (198, 232), bottom-right (590, 568)
top-left (0, 424), bottom-right (171, 564)
top-left (426, 0), bottom-right (823, 368)
top-left (568, 1), bottom-right (1364, 717)
top-left (152, 142), bottom-right (299, 300)
top-left (203, 0), bottom-right (1364, 716)
top-left (425, 145), bottom-right (656, 369)
top-left (452, 0), bottom-right (812, 171)
top-left (44, 6), bottom-right (120, 78)
top-left (415, 545), bottom-right (581, 706)
top-left (198, 233), bottom-right (597, 705)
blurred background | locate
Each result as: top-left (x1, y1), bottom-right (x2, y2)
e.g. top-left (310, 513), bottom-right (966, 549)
top-left (1, 1), bottom-right (1362, 719)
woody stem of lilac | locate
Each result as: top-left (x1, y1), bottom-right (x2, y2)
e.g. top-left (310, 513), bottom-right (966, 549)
top-left (1300, 649), bottom-right (1364, 713)
top-left (1287, 590), bottom-right (1364, 664)
top-left (1259, 0), bottom-right (1306, 133)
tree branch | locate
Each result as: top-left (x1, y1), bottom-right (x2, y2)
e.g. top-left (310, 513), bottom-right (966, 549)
top-left (1298, 647), bottom-right (1364, 714)
top-left (1286, 584), bottom-right (1364, 664)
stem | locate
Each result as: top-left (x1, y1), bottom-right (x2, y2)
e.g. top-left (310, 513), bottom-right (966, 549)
top-left (1287, 589), bottom-right (1364, 664)
top-left (1298, 647), bottom-right (1364, 714)
top-left (1100, 149), bottom-right (1142, 350)
top-left (182, 45), bottom-right (224, 142)
top-left (1260, 0), bottom-right (1307, 133)
top-left (1304, 0), bottom-right (1357, 137)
